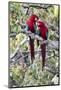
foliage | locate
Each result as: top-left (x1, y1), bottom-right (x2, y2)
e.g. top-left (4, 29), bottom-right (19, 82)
top-left (10, 58), bottom-right (54, 87)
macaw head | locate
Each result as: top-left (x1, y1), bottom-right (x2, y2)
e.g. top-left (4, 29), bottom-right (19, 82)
top-left (37, 20), bottom-right (45, 27)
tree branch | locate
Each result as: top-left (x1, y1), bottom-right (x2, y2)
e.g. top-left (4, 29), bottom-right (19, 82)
top-left (22, 4), bottom-right (52, 9)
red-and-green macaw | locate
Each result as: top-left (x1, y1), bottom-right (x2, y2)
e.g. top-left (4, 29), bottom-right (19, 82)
top-left (16, 14), bottom-right (39, 63)
top-left (25, 14), bottom-right (39, 63)
top-left (36, 20), bottom-right (48, 70)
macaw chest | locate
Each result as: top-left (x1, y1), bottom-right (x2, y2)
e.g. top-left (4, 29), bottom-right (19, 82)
top-left (26, 19), bottom-right (35, 31)
top-left (39, 26), bottom-right (48, 40)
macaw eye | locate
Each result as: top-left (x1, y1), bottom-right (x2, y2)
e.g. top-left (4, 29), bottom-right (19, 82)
top-left (35, 18), bottom-right (38, 21)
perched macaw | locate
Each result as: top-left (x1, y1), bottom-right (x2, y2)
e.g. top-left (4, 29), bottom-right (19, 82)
top-left (36, 20), bottom-right (48, 70)
top-left (25, 14), bottom-right (39, 63)
top-left (16, 14), bottom-right (39, 63)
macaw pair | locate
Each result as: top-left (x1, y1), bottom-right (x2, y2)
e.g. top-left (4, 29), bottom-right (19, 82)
top-left (18, 14), bottom-right (48, 70)
top-left (25, 14), bottom-right (48, 70)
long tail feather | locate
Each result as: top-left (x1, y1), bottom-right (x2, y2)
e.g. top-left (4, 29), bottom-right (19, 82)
top-left (37, 40), bottom-right (39, 46)
top-left (29, 37), bottom-right (35, 63)
top-left (41, 43), bottom-right (46, 70)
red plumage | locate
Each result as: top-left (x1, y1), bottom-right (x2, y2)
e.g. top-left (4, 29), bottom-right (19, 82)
top-left (26, 14), bottom-right (39, 32)
top-left (26, 14), bottom-right (39, 62)
top-left (37, 20), bottom-right (48, 70)
top-left (37, 20), bottom-right (48, 39)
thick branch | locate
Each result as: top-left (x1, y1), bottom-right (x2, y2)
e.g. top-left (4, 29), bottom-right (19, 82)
top-left (22, 4), bottom-right (52, 9)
